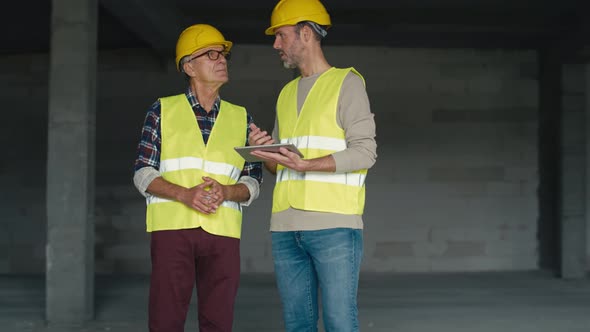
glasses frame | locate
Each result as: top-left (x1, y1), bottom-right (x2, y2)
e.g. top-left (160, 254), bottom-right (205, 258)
top-left (188, 49), bottom-right (231, 62)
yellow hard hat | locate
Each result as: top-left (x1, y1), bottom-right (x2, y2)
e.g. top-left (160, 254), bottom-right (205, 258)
top-left (175, 24), bottom-right (233, 71)
top-left (265, 0), bottom-right (331, 35)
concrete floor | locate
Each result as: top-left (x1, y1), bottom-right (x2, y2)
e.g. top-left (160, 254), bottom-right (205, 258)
top-left (1, 271), bottom-right (589, 332)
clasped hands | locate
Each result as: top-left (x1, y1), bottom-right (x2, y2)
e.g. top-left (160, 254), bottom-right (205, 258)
top-left (179, 176), bottom-right (225, 215)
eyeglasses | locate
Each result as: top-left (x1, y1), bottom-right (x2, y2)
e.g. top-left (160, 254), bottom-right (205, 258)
top-left (188, 49), bottom-right (231, 62)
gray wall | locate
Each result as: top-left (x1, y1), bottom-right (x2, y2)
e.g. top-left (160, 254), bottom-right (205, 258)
top-left (1, 45), bottom-right (582, 274)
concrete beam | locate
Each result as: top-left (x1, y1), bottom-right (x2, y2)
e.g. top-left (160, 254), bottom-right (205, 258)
top-left (100, 0), bottom-right (192, 60)
top-left (194, 6), bottom-right (560, 49)
top-left (549, 2), bottom-right (590, 62)
top-left (46, 0), bottom-right (97, 323)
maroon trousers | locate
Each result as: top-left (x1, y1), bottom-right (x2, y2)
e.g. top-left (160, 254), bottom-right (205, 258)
top-left (149, 228), bottom-right (240, 332)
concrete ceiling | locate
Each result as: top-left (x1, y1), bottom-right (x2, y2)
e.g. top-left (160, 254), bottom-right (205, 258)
top-left (3, 0), bottom-right (590, 60)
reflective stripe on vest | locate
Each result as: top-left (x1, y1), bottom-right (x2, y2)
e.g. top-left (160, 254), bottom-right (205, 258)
top-left (277, 136), bottom-right (366, 185)
top-left (146, 94), bottom-right (247, 237)
top-left (159, 157), bottom-right (242, 181)
top-left (273, 67), bottom-right (368, 215)
top-left (147, 195), bottom-right (241, 211)
top-left (281, 136), bottom-right (346, 151)
top-left (276, 168), bottom-right (366, 186)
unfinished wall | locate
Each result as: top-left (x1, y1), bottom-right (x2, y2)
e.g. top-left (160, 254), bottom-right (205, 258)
top-left (0, 45), bottom-right (543, 274)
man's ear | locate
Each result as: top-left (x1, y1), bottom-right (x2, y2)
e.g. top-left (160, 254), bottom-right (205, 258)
top-left (302, 25), bottom-right (313, 42)
top-left (182, 61), bottom-right (192, 75)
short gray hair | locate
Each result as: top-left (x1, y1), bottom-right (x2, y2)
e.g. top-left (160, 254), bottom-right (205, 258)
top-left (178, 55), bottom-right (191, 74)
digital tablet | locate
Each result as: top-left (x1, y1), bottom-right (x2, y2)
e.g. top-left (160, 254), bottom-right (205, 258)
top-left (234, 143), bottom-right (303, 162)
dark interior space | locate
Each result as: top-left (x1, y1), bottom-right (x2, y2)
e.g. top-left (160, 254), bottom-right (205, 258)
top-left (2, 0), bottom-right (590, 330)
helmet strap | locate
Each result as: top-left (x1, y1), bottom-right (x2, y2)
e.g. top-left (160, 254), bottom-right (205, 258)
top-left (305, 21), bottom-right (328, 38)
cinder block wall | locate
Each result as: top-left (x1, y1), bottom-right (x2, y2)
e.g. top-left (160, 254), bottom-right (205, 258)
top-left (351, 48), bottom-right (540, 272)
top-left (0, 45), bottom-right (558, 274)
top-left (0, 53), bottom-right (48, 273)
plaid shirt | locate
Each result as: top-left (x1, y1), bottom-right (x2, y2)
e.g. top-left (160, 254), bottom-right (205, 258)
top-left (134, 87), bottom-right (262, 185)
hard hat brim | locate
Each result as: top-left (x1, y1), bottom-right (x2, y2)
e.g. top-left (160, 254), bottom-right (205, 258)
top-left (189, 41), bottom-right (233, 55)
top-left (265, 16), bottom-right (331, 35)
top-left (176, 41), bottom-right (233, 71)
top-left (265, 24), bottom-right (283, 35)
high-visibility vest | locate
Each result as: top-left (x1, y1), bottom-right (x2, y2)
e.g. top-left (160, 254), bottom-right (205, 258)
top-left (273, 67), bottom-right (368, 215)
top-left (146, 94), bottom-right (247, 238)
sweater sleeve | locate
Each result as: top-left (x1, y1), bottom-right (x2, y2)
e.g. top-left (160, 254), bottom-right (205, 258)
top-left (332, 71), bottom-right (377, 173)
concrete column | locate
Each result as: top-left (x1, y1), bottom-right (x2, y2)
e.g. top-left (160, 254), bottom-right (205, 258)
top-left (46, 0), bottom-right (97, 323)
top-left (560, 63), bottom-right (587, 279)
top-left (585, 65), bottom-right (590, 275)
top-left (537, 50), bottom-right (561, 272)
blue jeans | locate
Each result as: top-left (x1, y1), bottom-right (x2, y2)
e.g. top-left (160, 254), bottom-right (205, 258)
top-left (271, 228), bottom-right (363, 332)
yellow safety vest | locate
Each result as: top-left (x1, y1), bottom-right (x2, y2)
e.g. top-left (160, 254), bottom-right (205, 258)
top-left (146, 94), bottom-right (247, 238)
top-left (273, 67), bottom-right (368, 215)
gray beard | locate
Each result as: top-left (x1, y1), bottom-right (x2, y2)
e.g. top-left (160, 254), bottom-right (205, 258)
top-left (282, 61), bottom-right (296, 69)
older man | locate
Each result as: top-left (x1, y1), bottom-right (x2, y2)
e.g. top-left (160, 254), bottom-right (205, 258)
top-left (133, 24), bottom-right (262, 332)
